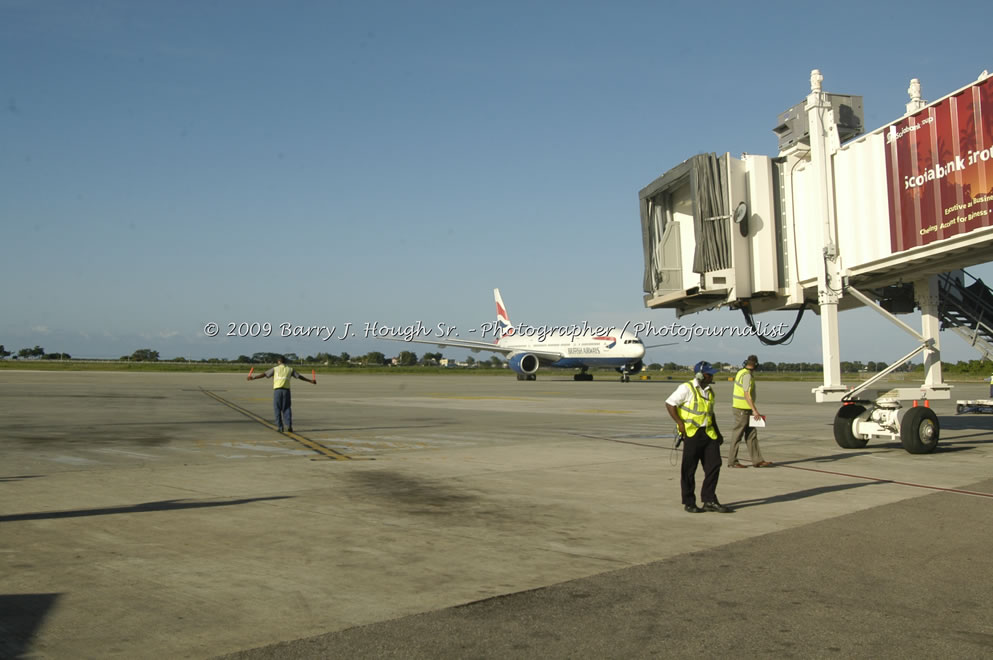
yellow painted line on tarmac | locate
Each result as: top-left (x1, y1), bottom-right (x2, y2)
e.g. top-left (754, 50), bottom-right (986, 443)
top-left (201, 389), bottom-right (351, 461)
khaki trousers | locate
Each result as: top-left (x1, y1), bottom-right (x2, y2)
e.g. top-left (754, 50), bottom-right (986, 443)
top-left (728, 408), bottom-right (764, 466)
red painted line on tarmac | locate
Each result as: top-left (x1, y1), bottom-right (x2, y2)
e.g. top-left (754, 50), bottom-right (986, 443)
top-left (777, 463), bottom-right (993, 499)
top-left (578, 432), bottom-right (993, 499)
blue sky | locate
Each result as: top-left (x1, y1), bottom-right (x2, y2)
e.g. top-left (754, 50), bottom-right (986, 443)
top-left (2, 0), bottom-right (992, 366)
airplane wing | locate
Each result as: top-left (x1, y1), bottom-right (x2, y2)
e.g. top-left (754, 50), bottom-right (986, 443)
top-left (387, 336), bottom-right (563, 363)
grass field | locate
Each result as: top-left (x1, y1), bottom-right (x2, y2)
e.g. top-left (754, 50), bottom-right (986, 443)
top-left (0, 359), bottom-right (986, 383)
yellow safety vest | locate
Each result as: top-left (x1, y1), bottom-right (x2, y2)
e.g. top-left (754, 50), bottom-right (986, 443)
top-left (273, 364), bottom-right (292, 389)
top-left (677, 381), bottom-right (718, 439)
top-left (732, 367), bottom-right (755, 410)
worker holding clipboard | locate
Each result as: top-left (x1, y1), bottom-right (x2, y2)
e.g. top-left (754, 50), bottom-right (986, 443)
top-left (728, 355), bottom-right (773, 467)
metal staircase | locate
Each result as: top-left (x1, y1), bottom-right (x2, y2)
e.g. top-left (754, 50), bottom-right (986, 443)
top-left (938, 270), bottom-right (993, 361)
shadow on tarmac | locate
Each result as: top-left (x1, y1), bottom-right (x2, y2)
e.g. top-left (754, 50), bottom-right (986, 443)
top-left (0, 475), bottom-right (44, 483)
top-left (774, 442), bottom-right (979, 463)
top-left (770, 451), bottom-right (877, 466)
top-left (938, 433), bottom-right (993, 444)
top-left (728, 480), bottom-right (881, 509)
top-left (851, 441), bottom-right (978, 454)
top-left (0, 496), bottom-right (294, 523)
top-left (0, 593), bottom-right (60, 660)
top-left (932, 415), bottom-right (993, 445)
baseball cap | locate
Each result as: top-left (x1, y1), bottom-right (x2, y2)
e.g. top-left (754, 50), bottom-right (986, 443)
top-left (693, 360), bottom-right (719, 376)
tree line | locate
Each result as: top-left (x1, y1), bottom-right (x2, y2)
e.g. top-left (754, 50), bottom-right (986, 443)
top-left (2, 345), bottom-right (991, 374)
top-left (0, 345), bottom-right (72, 360)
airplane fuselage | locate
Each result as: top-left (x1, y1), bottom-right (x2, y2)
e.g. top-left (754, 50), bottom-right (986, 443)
top-left (498, 328), bottom-right (645, 370)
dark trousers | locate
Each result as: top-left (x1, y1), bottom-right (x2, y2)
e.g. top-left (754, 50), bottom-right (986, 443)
top-left (273, 388), bottom-right (292, 429)
top-left (680, 431), bottom-right (722, 506)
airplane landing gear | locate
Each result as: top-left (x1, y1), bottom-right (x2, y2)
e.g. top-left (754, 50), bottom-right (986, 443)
top-left (900, 406), bottom-right (939, 454)
top-left (833, 404), bottom-right (868, 449)
top-left (832, 400), bottom-right (940, 454)
top-left (574, 367), bottom-right (593, 381)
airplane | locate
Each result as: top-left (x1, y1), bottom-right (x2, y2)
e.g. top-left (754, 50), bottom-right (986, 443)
top-left (386, 288), bottom-right (647, 382)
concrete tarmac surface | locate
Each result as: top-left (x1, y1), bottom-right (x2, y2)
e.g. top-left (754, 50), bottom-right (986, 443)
top-left (1, 371), bottom-right (991, 659)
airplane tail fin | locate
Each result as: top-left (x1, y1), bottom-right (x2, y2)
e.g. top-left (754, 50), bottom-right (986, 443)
top-left (494, 288), bottom-right (515, 341)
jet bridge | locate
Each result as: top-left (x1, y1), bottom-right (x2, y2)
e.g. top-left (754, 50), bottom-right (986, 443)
top-left (639, 68), bottom-right (993, 453)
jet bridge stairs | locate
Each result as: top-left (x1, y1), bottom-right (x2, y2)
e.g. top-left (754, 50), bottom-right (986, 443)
top-left (938, 270), bottom-right (993, 362)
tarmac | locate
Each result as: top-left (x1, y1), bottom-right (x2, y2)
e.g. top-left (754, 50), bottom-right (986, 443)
top-left (1, 370), bottom-right (991, 659)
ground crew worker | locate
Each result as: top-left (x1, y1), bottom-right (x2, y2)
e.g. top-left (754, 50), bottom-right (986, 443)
top-left (248, 356), bottom-right (315, 432)
top-left (665, 361), bottom-right (732, 513)
top-left (728, 354), bottom-right (773, 468)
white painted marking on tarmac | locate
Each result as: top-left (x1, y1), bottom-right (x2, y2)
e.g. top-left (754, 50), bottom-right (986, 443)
top-left (52, 455), bottom-right (98, 465)
top-left (92, 448), bottom-right (159, 459)
top-left (220, 442), bottom-right (313, 456)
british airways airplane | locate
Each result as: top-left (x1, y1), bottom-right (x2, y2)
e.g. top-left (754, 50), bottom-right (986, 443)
top-left (393, 289), bottom-right (647, 382)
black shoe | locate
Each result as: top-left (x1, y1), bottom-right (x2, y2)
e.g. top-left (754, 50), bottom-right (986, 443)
top-left (702, 501), bottom-right (732, 513)
top-left (684, 504), bottom-right (704, 513)
top-left (278, 427), bottom-right (284, 432)
top-left (287, 427), bottom-right (293, 433)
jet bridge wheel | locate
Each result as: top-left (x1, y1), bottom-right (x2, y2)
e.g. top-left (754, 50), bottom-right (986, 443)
top-left (833, 404), bottom-right (868, 449)
top-left (900, 407), bottom-right (939, 454)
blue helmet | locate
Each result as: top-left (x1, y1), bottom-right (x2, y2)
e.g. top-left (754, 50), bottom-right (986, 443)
top-left (693, 360), bottom-right (719, 376)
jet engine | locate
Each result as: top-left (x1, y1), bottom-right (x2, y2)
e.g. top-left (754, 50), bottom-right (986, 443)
top-left (508, 353), bottom-right (540, 379)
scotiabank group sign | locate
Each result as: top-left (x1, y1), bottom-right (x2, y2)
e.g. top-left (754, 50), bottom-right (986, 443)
top-left (885, 75), bottom-right (993, 253)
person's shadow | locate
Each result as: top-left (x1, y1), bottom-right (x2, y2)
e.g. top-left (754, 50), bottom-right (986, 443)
top-left (728, 480), bottom-right (880, 510)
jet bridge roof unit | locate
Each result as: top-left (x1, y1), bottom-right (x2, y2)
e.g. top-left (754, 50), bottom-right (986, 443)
top-left (772, 94), bottom-right (864, 151)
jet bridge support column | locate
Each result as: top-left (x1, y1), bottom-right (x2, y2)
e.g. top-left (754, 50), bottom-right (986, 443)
top-left (807, 70), bottom-right (846, 402)
top-left (916, 275), bottom-right (948, 392)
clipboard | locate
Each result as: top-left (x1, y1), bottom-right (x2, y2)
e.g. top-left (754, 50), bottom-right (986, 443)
top-left (749, 415), bottom-right (766, 428)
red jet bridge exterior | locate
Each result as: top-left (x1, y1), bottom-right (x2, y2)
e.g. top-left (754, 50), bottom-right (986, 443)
top-left (639, 69), bottom-right (993, 453)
